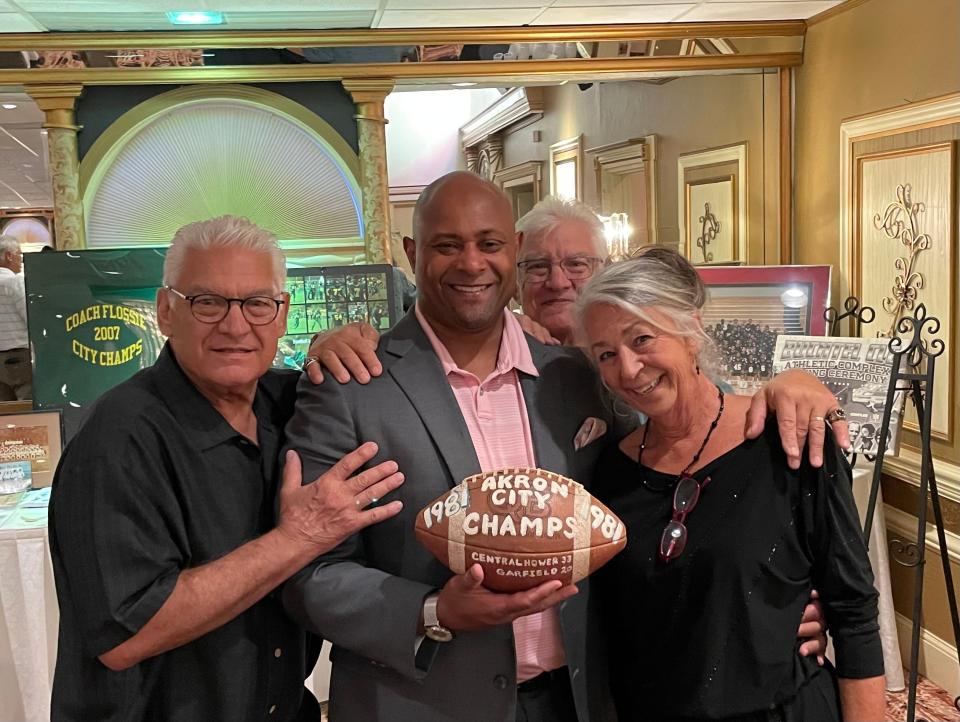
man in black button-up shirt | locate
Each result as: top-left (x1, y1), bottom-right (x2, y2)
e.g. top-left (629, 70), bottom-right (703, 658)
top-left (49, 216), bottom-right (405, 721)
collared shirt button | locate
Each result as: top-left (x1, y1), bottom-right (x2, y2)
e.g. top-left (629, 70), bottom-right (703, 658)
top-left (493, 674), bottom-right (508, 690)
top-left (273, 647), bottom-right (282, 658)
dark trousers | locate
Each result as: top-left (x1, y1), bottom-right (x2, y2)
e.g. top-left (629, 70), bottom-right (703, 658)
top-left (516, 667), bottom-right (578, 722)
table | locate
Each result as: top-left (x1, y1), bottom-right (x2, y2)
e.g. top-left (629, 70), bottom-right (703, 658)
top-left (0, 497), bottom-right (57, 722)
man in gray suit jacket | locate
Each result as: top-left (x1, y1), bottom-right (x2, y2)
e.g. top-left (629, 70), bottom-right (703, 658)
top-left (283, 171), bottom-right (616, 721)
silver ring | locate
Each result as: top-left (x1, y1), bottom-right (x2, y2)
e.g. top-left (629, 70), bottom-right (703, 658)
top-left (303, 356), bottom-right (319, 368)
top-left (825, 408), bottom-right (846, 424)
top-left (370, 497), bottom-right (379, 504)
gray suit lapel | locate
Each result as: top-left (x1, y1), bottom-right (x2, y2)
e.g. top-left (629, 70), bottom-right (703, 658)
top-left (385, 313), bottom-right (481, 488)
top-left (520, 340), bottom-right (568, 477)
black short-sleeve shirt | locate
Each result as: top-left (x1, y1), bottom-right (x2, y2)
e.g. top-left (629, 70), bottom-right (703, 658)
top-left (50, 344), bottom-right (308, 721)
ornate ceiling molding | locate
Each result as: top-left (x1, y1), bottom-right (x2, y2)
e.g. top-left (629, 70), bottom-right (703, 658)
top-left (460, 87), bottom-right (543, 150)
top-left (0, 21), bottom-right (806, 51)
top-left (0, 52), bottom-right (803, 87)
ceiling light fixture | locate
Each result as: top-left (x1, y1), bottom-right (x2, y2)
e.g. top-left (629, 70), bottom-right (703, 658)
top-left (452, 82), bottom-right (477, 87)
top-left (1, 104), bottom-right (17, 110)
top-left (166, 11), bottom-right (224, 25)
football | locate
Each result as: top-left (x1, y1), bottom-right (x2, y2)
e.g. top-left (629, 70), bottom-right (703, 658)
top-left (415, 467), bottom-right (627, 592)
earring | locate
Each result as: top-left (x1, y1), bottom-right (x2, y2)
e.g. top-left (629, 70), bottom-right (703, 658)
top-left (696, 364), bottom-right (701, 376)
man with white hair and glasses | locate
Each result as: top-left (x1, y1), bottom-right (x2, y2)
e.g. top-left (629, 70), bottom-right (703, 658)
top-left (49, 215), bottom-right (404, 721)
top-left (514, 196), bottom-right (608, 346)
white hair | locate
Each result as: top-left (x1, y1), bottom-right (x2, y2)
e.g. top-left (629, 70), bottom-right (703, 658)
top-left (516, 196), bottom-right (607, 259)
top-left (0, 235), bottom-right (21, 257)
top-left (163, 215), bottom-right (286, 288)
top-left (574, 246), bottom-right (720, 378)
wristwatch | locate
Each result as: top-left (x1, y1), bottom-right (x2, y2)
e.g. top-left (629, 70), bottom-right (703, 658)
top-left (422, 592), bottom-right (454, 643)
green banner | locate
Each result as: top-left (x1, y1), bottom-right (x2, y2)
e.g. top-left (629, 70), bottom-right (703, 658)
top-left (25, 249), bottom-right (167, 436)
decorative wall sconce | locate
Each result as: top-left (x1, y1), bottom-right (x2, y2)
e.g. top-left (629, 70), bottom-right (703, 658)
top-left (600, 211), bottom-right (632, 262)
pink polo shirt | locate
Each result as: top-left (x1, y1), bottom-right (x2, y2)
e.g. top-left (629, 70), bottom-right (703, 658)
top-left (415, 304), bottom-right (567, 683)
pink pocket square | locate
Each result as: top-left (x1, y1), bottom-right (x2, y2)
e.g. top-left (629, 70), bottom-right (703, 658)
top-left (574, 417), bottom-right (608, 450)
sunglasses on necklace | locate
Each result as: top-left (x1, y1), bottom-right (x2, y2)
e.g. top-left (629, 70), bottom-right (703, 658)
top-left (659, 473), bottom-right (712, 562)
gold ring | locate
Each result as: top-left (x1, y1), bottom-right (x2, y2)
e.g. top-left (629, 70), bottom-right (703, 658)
top-left (825, 408), bottom-right (847, 423)
top-left (812, 416), bottom-right (825, 422)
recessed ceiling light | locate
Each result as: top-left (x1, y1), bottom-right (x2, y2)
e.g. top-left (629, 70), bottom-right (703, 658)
top-left (166, 10), bottom-right (224, 25)
top-left (452, 82), bottom-right (477, 87)
top-left (1, 104), bottom-right (17, 110)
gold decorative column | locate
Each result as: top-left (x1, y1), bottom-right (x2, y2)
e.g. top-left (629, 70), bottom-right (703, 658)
top-left (25, 85), bottom-right (86, 249)
top-left (342, 79), bottom-right (394, 264)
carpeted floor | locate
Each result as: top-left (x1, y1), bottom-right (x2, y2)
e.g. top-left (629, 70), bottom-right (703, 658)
top-left (886, 674), bottom-right (960, 721)
top-left (320, 674), bottom-right (960, 721)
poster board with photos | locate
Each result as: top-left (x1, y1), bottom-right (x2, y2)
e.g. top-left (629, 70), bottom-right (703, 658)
top-left (25, 249), bottom-right (402, 438)
top-left (279, 265), bottom-right (402, 371)
top-left (0, 410), bottom-right (64, 488)
top-left (772, 336), bottom-right (905, 455)
top-left (697, 265), bottom-right (831, 395)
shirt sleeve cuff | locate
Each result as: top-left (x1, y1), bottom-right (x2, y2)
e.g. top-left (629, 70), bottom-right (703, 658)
top-left (832, 628), bottom-right (885, 679)
top-left (89, 567), bottom-right (180, 657)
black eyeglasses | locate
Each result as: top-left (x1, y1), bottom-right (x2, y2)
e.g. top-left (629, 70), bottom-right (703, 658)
top-left (659, 473), bottom-right (711, 562)
top-left (165, 286), bottom-right (285, 326)
top-left (517, 256), bottom-right (602, 283)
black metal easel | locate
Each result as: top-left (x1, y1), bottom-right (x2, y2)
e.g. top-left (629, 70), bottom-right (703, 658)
top-left (824, 295), bottom-right (876, 338)
top-left (824, 297), bottom-right (879, 469)
top-left (834, 299), bottom-right (960, 722)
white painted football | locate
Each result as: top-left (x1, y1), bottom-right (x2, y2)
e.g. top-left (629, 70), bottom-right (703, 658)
top-left (415, 467), bottom-right (626, 592)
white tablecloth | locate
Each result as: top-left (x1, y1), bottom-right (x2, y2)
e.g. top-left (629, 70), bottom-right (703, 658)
top-left (0, 502), bottom-right (57, 722)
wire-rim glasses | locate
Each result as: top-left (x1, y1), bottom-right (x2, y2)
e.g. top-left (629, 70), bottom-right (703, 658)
top-left (517, 255), bottom-right (602, 284)
top-left (659, 473), bottom-right (711, 562)
top-left (165, 286), bottom-right (285, 326)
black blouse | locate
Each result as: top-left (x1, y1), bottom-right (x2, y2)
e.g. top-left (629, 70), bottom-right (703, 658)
top-left (592, 421), bottom-right (883, 720)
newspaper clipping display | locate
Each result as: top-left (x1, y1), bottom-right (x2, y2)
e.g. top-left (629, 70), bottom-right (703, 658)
top-left (772, 336), bottom-right (905, 455)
